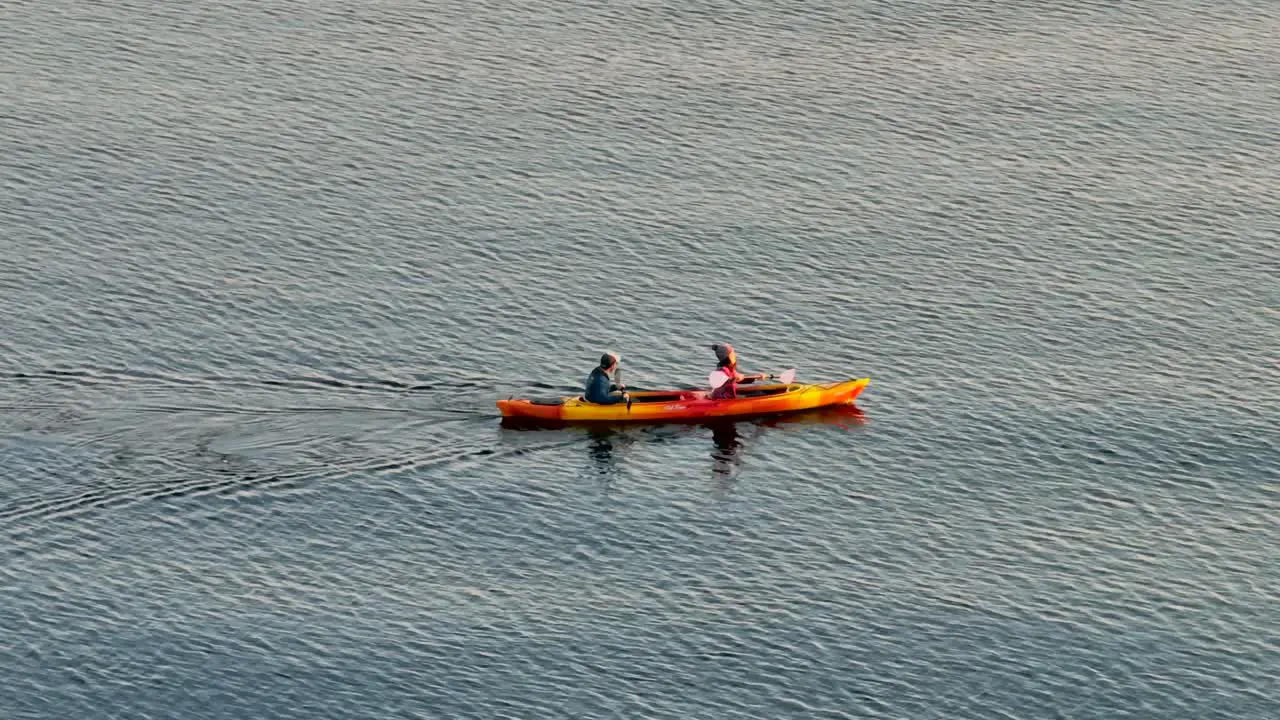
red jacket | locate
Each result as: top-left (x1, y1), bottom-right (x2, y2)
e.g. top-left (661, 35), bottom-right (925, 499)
top-left (710, 365), bottom-right (744, 399)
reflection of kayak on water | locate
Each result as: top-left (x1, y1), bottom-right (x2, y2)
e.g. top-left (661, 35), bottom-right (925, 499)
top-left (750, 401), bottom-right (868, 428)
top-left (499, 396), bottom-right (867, 480)
top-left (498, 377), bottom-right (870, 425)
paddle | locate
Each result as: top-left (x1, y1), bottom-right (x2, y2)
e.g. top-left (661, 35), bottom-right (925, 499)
top-left (615, 366), bottom-right (632, 411)
top-left (709, 367), bottom-right (796, 389)
top-left (771, 368), bottom-right (797, 384)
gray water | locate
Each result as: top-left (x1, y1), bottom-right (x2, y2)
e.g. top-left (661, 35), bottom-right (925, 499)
top-left (2, 1), bottom-right (1278, 718)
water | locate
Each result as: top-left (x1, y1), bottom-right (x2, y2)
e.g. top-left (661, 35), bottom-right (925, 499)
top-left (2, 1), bottom-right (1277, 717)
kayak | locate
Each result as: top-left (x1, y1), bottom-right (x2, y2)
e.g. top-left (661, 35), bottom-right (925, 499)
top-left (497, 377), bottom-right (870, 423)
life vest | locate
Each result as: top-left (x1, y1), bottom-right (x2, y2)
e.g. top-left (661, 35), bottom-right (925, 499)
top-left (709, 364), bottom-right (738, 399)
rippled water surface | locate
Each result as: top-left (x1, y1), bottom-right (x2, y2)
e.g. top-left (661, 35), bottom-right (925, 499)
top-left (3, 1), bottom-right (1278, 717)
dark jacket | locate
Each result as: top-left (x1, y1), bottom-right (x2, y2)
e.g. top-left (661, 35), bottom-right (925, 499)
top-left (584, 366), bottom-right (624, 404)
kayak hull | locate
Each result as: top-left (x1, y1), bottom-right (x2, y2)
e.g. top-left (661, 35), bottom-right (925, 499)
top-left (497, 378), bottom-right (869, 423)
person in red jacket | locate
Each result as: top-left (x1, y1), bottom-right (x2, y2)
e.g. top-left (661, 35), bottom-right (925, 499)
top-left (708, 343), bottom-right (768, 399)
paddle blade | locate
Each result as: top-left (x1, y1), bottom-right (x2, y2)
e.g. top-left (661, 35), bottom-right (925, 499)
top-left (778, 368), bottom-right (796, 384)
top-left (709, 370), bottom-right (730, 389)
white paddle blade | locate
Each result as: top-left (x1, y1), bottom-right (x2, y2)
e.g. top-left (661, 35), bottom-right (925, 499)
top-left (709, 370), bottom-right (730, 389)
top-left (778, 368), bottom-right (796, 384)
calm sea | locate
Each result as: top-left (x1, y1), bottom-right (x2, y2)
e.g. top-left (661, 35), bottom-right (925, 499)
top-left (2, 1), bottom-right (1276, 717)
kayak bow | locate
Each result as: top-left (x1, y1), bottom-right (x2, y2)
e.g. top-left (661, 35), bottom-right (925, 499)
top-left (498, 378), bottom-right (869, 423)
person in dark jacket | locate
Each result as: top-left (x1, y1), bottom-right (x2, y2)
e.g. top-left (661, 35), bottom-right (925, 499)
top-left (584, 352), bottom-right (630, 405)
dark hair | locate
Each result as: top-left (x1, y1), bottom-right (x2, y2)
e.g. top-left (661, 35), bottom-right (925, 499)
top-left (717, 356), bottom-right (733, 368)
top-left (600, 353), bottom-right (617, 369)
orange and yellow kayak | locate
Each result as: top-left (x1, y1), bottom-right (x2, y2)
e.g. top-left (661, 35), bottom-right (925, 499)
top-left (497, 378), bottom-right (869, 423)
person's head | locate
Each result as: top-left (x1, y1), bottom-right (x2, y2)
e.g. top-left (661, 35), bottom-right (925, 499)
top-left (712, 343), bottom-right (736, 369)
top-left (599, 352), bottom-right (619, 373)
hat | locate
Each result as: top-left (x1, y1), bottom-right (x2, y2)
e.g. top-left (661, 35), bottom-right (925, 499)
top-left (711, 343), bottom-right (735, 364)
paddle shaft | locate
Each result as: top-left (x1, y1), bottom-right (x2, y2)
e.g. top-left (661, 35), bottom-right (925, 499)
top-left (615, 367), bottom-right (632, 410)
top-left (711, 367), bottom-right (796, 389)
